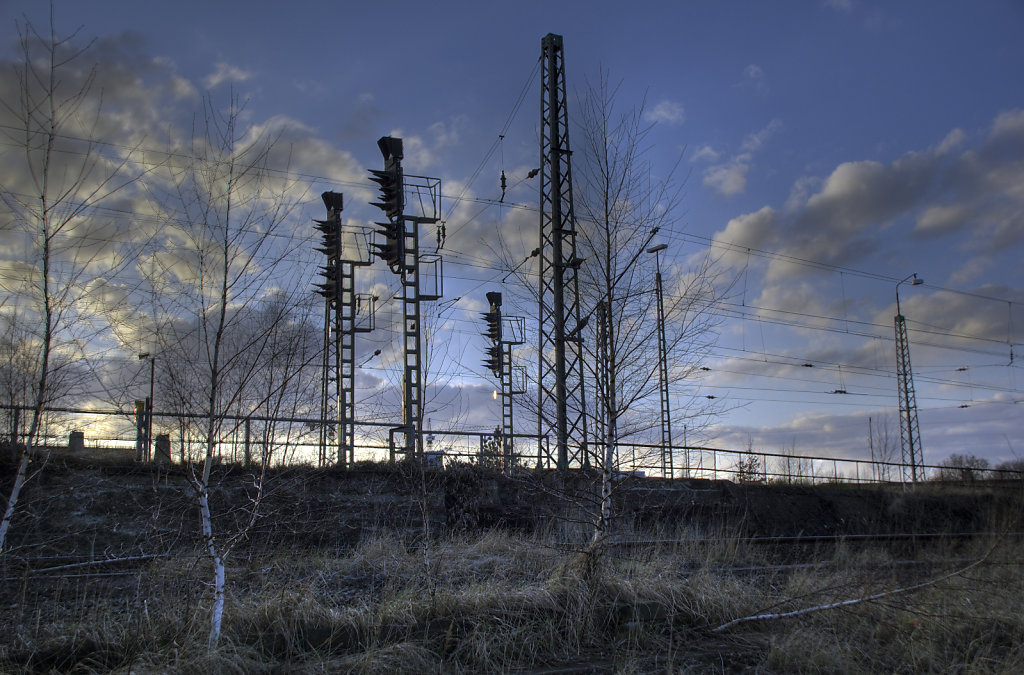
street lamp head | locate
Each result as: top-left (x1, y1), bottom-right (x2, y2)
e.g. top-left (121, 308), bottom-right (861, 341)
top-left (138, 352), bottom-right (150, 360)
top-left (898, 272), bottom-right (923, 287)
top-left (646, 243), bottom-right (668, 254)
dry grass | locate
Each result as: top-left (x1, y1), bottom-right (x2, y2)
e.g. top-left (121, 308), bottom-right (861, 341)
top-left (2, 526), bottom-right (1023, 673)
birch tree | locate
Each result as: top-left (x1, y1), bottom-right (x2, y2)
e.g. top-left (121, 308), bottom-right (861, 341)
top-left (495, 75), bottom-right (726, 548)
top-left (0, 14), bottom-right (145, 552)
top-left (149, 95), bottom-right (311, 648)
top-left (573, 75), bottom-right (722, 542)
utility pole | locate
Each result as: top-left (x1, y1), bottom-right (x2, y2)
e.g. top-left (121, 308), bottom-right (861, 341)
top-left (869, 416), bottom-right (876, 482)
top-left (895, 273), bottom-right (925, 482)
top-left (137, 352), bottom-right (156, 462)
top-left (537, 33), bottom-right (588, 470)
top-left (647, 243), bottom-right (673, 478)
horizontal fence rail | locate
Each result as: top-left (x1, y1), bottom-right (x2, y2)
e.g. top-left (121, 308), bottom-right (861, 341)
top-left (2, 404), bottom-right (1020, 485)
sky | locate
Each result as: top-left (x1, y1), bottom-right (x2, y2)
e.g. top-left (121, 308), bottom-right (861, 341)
top-left (2, 0), bottom-right (1023, 471)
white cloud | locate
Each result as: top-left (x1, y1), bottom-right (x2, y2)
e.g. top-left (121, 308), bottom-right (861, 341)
top-left (915, 204), bottom-right (968, 235)
top-left (712, 206), bottom-right (778, 269)
top-left (948, 256), bottom-right (992, 286)
top-left (203, 61), bottom-right (252, 89)
top-left (741, 64), bottom-right (769, 94)
top-left (643, 99), bottom-right (686, 125)
top-left (741, 119), bottom-right (782, 152)
top-left (784, 176), bottom-right (822, 213)
top-left (691, 144), bottom-right (720, 162)
top-left (702, 120), bottom-right (781, 197)
top-left (704, 159), bottom-right (750, 197)
top-left (990, 109), bottom-right (1024, 147)
top-left (429, 116), bottom-right (467, 149)
top-left (936, 128), bottom-right (966, 155)
top-left (712, 109), bottom-right (1024, 283)
top-left (873, 283), bottom-right (1024, 348)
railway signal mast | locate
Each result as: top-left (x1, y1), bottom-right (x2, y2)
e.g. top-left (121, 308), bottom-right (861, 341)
top-left (369, 136), bottom-right (442, 461)
top-left (314, 191), bottom-right (373, 467)
top-left (481, 291), bottom-right (525, 471)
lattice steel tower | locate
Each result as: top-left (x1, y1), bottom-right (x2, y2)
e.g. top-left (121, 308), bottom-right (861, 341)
top-left (895, 273), bottom-right (924, 482)
top-left (648, 243), bottom-right (674, 477)
top-left (537, 33), bottom-right (589, 470)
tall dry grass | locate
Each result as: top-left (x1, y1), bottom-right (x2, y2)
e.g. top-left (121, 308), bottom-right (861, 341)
top-left (2, 525), bottom-right (1022, 672)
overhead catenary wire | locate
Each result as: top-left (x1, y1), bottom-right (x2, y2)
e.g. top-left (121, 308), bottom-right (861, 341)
top-left (5, 107), bottom-right (1023, 430)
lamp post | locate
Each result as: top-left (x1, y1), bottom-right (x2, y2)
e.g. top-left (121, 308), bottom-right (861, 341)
top-left (646, 243), bottom-right (674, 478)
top-left (894, 273), bottom-right (924, 482)
top-left (138, 353), bottom-right (155, 462)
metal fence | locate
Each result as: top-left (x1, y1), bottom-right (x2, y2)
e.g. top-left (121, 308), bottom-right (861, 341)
top-left (3, 405), bottom-right (1019, 485)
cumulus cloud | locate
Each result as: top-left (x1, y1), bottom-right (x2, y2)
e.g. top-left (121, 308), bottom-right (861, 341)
top-left (703, 158), bottom-right (750, 197)
top-left (784, 176), bottom-right (823, 213)
top-left (948, 256), bottom-right (991, 286)
top-left (712, 206), bottom-right (778, 269)
top-left (702, 120), bottom-right (781, 198)
top-left (705, 110), bottom-right (1024, 466)
top-left (428, 116), bottom-right (467, 149)
top-left (741, 119), bottom-right (782, 152)
top-left (874, 283), bottom-right (1024, 349)
top-left (936, 128), bottom-right (966, 155)
top-left (691, 144), bottom-right (720, 162)
top-left (771, 155), bottom-right (929, 274)
top-left (203, 61), bottom-right (252, 89)
top-left (709, 399), bottom-right (1022, 466)
top-left (915, 204), bottom-right (968, 235)
top-left (383, 116), bottom-right (466, 172)
top-left (643, 99), bottom-right (686, 125)
top-left (991, 109), bottom-right (1024, 140)
top-left (711, 108), bottom-right (1024, 282)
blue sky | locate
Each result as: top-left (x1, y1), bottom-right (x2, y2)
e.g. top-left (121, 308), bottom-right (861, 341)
top-left (2, 0), bottom-right (1022, 469)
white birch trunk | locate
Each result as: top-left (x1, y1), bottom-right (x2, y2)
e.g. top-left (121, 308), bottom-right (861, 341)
top-left (198, 485), bottom-right (225, 649)
top-left (0, 452), bottom-right (30, 552)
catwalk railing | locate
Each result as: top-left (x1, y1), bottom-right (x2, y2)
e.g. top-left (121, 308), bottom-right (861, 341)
top-left (2, 405), bottom-right (1019, 485)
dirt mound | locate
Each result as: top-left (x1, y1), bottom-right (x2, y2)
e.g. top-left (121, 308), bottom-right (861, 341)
top-left (3, 454), bottom-right (1021, 557)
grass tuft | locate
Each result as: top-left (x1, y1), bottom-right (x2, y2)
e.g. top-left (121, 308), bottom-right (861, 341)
top-left (4, 523), bottom-right (1024, 671)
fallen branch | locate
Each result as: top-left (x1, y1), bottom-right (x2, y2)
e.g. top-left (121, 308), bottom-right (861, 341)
top-left (712, 545), bottom-right (995, 632)
top-left (31, 552), bottom-right (171, 574)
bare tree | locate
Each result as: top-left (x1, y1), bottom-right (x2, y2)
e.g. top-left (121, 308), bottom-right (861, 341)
top-left (493, 74), bottom-right (726, 549)
top-left (571, 74), bottom-right (723, 542)
top-left (243, 291), bottom-right (323, 466)
top-left (147, 94), bottom-right (310, 648)
top-left (0, 13), bottom-right (145, 552)
top-left (936, 453), bottom-right (991, 482)
top-left (995, 458), bottom-right (1024, 478)
top-left (775, 440), bottom-right (811, 483)
top-left (869, 414), bottom-right (899, 482)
